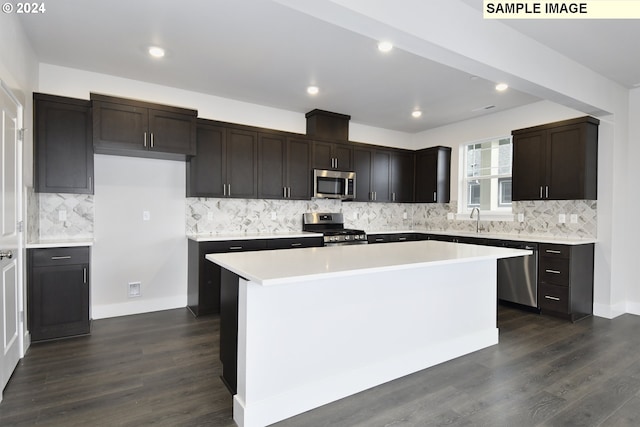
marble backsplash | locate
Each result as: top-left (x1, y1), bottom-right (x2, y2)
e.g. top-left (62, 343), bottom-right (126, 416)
top-left (28, 189), bottom-right (94, 242)
top-left (185, 197), bottom-right (597, 239)
top-left (28, 190), bottom-right (596, 241)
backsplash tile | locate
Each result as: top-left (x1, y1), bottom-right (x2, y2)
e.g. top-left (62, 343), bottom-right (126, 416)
top-left (185, 198), bottom-right (596, 239)
top-left (28, 193), bottom-right (596, 242)
top-left (185, 198), bottom-right (340, 235)
top-left (34, 193), bottom-right (94, 241)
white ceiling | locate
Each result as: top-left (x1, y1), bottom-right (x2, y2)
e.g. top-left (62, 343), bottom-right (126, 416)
top-left (17, 0), bottom-right (638, 134)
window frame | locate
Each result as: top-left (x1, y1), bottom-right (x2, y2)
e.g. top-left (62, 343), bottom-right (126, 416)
top-left (458, 136), bottom-right (514, 220)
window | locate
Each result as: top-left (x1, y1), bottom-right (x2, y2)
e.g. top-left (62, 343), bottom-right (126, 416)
top-left (461, 137), bottom-right (512, 214)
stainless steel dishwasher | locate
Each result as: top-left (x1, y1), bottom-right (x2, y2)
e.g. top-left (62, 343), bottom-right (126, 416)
top-left (496, 240), bottom-right (539, 309)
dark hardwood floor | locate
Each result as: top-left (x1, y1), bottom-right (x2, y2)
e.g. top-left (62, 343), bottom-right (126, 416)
top-left (2, 306), bottom-right (640, 426)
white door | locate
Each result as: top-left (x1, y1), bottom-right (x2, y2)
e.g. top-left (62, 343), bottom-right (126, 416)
top-left (0, 81), bottom-right (23, 401)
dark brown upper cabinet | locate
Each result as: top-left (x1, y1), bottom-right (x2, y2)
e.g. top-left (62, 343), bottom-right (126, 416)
top-left (353, 145), bottom-right (415, 203)
top-left (311, 140), bottom-right (353, 171)
top-left (414, 146), bottom-right (451, 203)
top-left (34, 93), bottom-right (94, 194)
top-left (512, 116), bottom-right (598, 201)
top-left (186, 119), bottom-right (257, 198)
top-left (258, 134), bottom-right (311, 200)
top-left (91, 93), bottom-right (197, 161)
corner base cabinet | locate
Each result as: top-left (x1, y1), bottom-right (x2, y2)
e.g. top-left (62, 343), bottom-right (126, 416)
top-left (538, 243), bottom-right (594, 322)
top-left (28, 247), bottom-right (91, 341)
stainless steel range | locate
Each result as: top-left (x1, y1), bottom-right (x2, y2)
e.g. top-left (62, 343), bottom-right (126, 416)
top-left (302, 213), bottom-right (367, 246)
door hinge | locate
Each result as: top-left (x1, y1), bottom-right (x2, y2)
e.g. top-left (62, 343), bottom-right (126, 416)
top-left (17, 221), bottom-right (24, 232)
top-left (18, 128), bottom-right (26, 141)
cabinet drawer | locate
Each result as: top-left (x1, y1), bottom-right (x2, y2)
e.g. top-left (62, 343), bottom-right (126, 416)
top-left (205, 239), bottom-right (268, 253)
top-left (266, 237), bottom-right (323, 250)
top-left (539, 257), bottom-right (570, 286)
top-left (540, 244), bottom-right (570, 259)
top-left (539, 283), bottom-right (570, 313)
top-left (31, 247), bottom-right (90, 267)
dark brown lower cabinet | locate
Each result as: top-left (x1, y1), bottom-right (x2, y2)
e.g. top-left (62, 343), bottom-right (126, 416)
top-left (28, 247), bottom-right (90, 341)
top-left (187, 236), bottom-right (323, 316)
top-left (538, 243), bottom-right (594, 321)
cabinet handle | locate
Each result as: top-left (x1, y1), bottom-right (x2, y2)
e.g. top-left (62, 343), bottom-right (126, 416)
top-left (398, 237), bottom-right (407, 241)
top-left (375, 238), bottom-right (384, 242)
top-left (51, 255), bottom-right (72, 260)
top-left (392, 192), bottom-right (396, 202)
top-left (150, 133), bottom-right (154, 148)
top-left (433, 191), bottom-right (437, 202)
top-left (88, 176), bottom-right (93, 191)
top-left (545, 269), bottom-right (561, 274)
top-left (539, 186), bottom-right (543, 199)
top-left (334, 158), bottom-right (338, 168)
top-left (291, 243), bottom-right (302, 247)
top-left (229, 246), bottom-right (243, 250)
top-left (288, 187), bottom-right (291, 198)
top-left (544, 295), bottom-right (560, 301)
top-left (545, 249), bottom-right (562, 254)
top-left (228, 184), bottom-right (231, 196)
top-left (144, 132), bottom-right (147, 148)
top-left (545, 185), bottom-right (549, 198)
top-left (83, 267), bottom-right (87, 284)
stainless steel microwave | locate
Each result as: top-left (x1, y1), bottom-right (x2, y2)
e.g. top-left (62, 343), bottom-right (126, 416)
top-left (313, 169), bottom-right (356, 200)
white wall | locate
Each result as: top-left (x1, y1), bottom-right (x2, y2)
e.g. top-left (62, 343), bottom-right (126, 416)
top-left (626, 88), bottom-right (640, 314)
top-left (92, 155), bottom-right (186, 319)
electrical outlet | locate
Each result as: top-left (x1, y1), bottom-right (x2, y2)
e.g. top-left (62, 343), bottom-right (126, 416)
top-left (558, 214), bottom-right (566, 224)
top-left (447, 213), bottom-right (454, 220)
top-left (207, 212), bottom-right (214, 221)
top-left (271, 212), bottom-right (277, 220)
top-left (403, 212), bottom-right (408, 219)
top-left (128, 282), bottom-right (141, 298)
top-left (143, 210), bottom-right (151, 221)
top-left (570, 214), bottom-right (578, 224)
top-left (517, 213), bottom-right (525, 222)
top-left (353, 212), bottom-right (358, 220)
top-left (58, 210), bottom-right (67, 221)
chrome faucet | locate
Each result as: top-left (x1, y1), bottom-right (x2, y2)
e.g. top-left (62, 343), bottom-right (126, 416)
top-left (470, 207), bottom-right (482, 233)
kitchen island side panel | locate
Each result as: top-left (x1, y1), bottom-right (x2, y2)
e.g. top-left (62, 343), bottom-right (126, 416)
top-left (232, 259), bottom-right (499, 427)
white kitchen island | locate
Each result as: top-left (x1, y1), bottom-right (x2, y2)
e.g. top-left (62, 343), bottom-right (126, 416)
top-left (207, 240), bottom-right (530, 427)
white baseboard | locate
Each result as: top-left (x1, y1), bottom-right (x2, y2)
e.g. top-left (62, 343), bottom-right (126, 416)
top-left (92, 296), bottom-right (187, 319)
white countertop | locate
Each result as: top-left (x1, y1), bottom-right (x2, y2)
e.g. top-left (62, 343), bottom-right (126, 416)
top-left (206, 240), bottom-right (530, 286)
top-left (27, 239), bottom-right (94, 249)
top-left (187, 231), bottom-right (322, 242)
top-left (368, 229), bottom-right (596, 245)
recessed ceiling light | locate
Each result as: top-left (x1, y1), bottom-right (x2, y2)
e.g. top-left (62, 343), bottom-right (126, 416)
top-left (377, 41), bottom-right (393, 52)
top-left (148, 46), bottom-right (165, 58)
top-left (307, 86), bottom-right (319, 95)
top-left (495, 83), bottom-right (509, 91)
top-left (412, 110), bottom-right (422, 118)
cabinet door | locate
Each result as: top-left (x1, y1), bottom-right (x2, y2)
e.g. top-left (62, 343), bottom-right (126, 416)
top-left (353, 147), bottom-right (373, 201)
top-left (372, 149), bottom-right (392, 202)
top-left (333, 142), bottom-right (353, 170)
top-left (415, 149), bottom-right (437, 202)
top-left (312, 140), bottom-right (334, 169)
top-left (187, 123), bottom-right (226, 197)
top-left (415, 147), bottom-right (451, 203)
top-left (30, 264), bottom-right (89, 341)
top-left (258, 133), bottom-right (287, 199)
top-left (512, 130), bottom-right (546, 201)
top-left (149, 109), bottom-right (196, 156)
top-left (286, 137), bottom-right (311, 200)
top-left (227, 129), bottom-right (258, 198)
top-left (34, 94), bottom-right (93, 194)
top-left (391, 151), bottom-right (415, 203)
top-left (547, 124), bottom-right (589, 200)
top-left (93, 101), bottom-right (148, 151)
